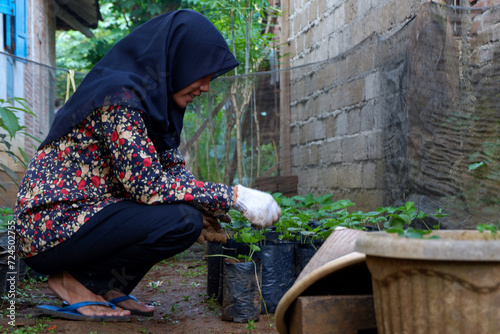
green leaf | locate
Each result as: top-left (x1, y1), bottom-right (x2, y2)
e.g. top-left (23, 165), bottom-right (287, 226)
top-left (469, 161), bottom-right (486, 172)
top-left (477, 223), bottom-right (497, 235)
top-left (433, 208), bottom-right (449, 218)
top-left (387, 213), bottom-right (410, 225)
top-left (385, 227), bottom-right (403, 234)
top-left (272, 192), bottom-right (283, 200)
top-left (314, 194), bottom-right (334, 205)
top-left (404, 202), bottom-right (415, 211)
top-left (0, 162), bottom-right (20, 182)
top-left (368, 216), bottom-right (387, 224)
top-left (280, 197), bottom-right (297, 207)
top-left (18, 147), bottom-right (31, 166)
top-left (416, 211), bottom-right (429, 220)
top-left (404, 228), bottom-right (424, 239)
top-left (0, 106), bottom-right (21, 138)
top-left (325, 199), bottom-right (355, 211)
top-left (249, 244), bottom-right (260, 252)
top-left (11, 97), bottom-right (35, 116)
top-left (237, 254), bottom-right (252, 262)
top-left (232, 220), bottom-right (248, 229)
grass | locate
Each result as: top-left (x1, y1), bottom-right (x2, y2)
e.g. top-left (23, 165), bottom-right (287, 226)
top-left (0, 321), bottom-right (52, 334)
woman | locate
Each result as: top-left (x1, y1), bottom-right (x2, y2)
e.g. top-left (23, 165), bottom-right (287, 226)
top-left (14, 10), bottom-right (280, 321)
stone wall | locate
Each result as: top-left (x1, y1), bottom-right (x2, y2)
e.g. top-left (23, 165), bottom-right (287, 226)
top-left (284, 0), bottom-right (500, 226)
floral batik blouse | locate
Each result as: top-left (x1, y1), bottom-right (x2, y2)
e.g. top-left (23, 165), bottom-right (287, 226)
top-left (14, 105), bottom-right (234, 258)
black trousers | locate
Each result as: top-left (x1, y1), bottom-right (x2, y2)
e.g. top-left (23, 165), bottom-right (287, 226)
top-left (24, 200), bottom-right (203, 295)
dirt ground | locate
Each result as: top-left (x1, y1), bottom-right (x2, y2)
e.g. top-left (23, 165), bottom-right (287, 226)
top-left (0, 244), bottom-right (280, 334)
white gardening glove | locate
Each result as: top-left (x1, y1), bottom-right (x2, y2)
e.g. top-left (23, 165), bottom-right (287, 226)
top-left (233, 185), bottom-right (281, 229)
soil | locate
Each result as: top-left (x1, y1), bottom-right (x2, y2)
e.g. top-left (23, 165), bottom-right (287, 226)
top-left (0, 244), bottom-right (280, 334)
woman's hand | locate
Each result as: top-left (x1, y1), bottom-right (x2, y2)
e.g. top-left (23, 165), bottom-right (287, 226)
top-left (232, 185), bottom-right (281, 229)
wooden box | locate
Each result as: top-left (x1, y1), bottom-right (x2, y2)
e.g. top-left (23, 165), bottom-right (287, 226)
top-left (289, 295), bottom-right (377, 334)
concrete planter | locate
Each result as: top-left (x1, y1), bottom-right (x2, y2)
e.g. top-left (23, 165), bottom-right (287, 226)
top-left (355, 230), bottom-right (500, 334)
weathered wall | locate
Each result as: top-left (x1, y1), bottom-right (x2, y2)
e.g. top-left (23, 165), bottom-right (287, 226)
top-left (287, 0), bottom-right (425, 65)
top-left (407, 3), bottom-right (500, 227)
top-left (286, 0), bottom-right (427, 210)
top-left (24, 0), bottom-right (56, 156)
top-left (284, 0), bottom-right (500, 227)
top-left (0, 0), bottom-right (55, 207)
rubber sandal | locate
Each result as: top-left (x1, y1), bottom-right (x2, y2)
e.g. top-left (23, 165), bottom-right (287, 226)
top-left (36, 301), bottom-right (132, 322)
top-left (108, 295), bottom-right (155, 317)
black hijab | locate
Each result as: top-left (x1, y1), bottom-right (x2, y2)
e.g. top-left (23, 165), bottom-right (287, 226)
top-left (41, 9), bottom-right (239, 151)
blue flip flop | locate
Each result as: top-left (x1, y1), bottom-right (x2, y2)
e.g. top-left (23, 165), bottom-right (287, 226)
top-left (108, 295), bottom-right (155, 317)
top-left (36, 301), bottom-right (132, 322)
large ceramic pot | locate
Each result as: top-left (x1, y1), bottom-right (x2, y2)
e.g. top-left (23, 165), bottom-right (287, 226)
top-left (355, 230), bottom-right (500, 334)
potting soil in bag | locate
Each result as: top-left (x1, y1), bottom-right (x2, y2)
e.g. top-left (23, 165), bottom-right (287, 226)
top-left (221, 258), bottom-right (262, 323)
top-left (256, 242), bottom-right (296, 313)
top-left (206, 241), bottom-right (222, 298)
top-left (217, 242), bottom-right (238, 304)
top-left (264, 229), bottom-right (280, 243)
top-left (294, 242), bottom-right (321, 277)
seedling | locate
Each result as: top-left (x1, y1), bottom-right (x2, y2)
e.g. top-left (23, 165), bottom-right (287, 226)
top-left (477, 223), bottom-right (498, 239)
top-left (147, 280), bottom-right (163, 289)
top-left (382, 202), bottom-right (446, 239)
top-left (233, 226), bottom-right (265, 262)
top-left (246, 319), bottom-right (256, 333)
top-left (202, 295), bottom-right (219, 314)
top-left (170, 303), bottom-right (181, 313)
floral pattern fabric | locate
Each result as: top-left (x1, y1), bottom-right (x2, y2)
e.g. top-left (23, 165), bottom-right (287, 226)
top-left (15, 105), bottom-right (234, 258)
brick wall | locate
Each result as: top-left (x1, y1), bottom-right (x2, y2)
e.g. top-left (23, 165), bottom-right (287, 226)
top-left (283, 0), bottom-right (500, 224)
top-left (285, 0), bottom-right (427, 210)
top-left (0, 0), bottom-right (56, 207)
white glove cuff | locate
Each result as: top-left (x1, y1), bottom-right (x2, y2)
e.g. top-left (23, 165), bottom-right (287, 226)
top-left (233, 185), bottom-right (250, 213)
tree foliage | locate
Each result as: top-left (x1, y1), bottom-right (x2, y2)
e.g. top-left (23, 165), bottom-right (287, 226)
top-left (184, 0), bottom-right (279, 74)
top-left (56, 0), bottom-right (281, 185)
top-left (57, 0), bottom-right (279, 73)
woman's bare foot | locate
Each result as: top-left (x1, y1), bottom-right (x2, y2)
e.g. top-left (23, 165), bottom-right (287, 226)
top-left (103, 290), bottom-right (155, 314)
top-left (48, 271), bottom-right (130, 317)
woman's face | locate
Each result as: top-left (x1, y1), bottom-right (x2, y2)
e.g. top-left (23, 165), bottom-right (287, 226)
top-left (173, 74), bottom-right (213, 108)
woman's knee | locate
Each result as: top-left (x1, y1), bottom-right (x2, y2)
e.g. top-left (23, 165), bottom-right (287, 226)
top-left (178, 204), bottom-right (203, 241)
top-left (148, 204), bottom-right (202, 258)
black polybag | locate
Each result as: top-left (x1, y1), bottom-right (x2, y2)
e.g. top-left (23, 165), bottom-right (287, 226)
top-left (221, 258), bottom-right (262, 323)
top-left (256, 242), bottom-right (296, 313)
top-left (206, 241), bottom-right (222, 298)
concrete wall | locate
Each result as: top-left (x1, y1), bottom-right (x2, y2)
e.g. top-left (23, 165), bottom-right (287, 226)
top-left (287, 0), bottom-right (425, 65)
top-left (285, 0), bottom-right (427, 210)
top-left (283, 0), bottom-right (500, 225)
